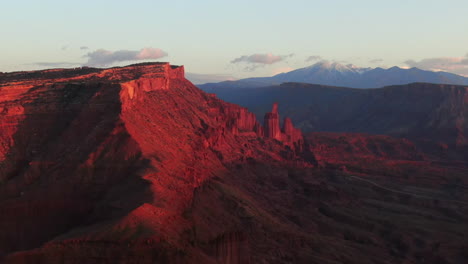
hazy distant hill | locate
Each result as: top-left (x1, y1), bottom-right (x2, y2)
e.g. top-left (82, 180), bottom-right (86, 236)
top-left (203, 82), bottom-right (468, 151)
top-left (199, 61), bottom-right (468, 89)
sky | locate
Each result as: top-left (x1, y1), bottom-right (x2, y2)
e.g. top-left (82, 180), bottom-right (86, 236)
top-left (1, 0), bottom-right (468, 83)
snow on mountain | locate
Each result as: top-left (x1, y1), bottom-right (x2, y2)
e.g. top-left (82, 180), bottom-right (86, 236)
top-left (199, 61), bottom-right (468, 90)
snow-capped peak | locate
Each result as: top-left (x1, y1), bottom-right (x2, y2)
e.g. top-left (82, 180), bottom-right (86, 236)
top-left (307, 61), bottom-right (370, 74)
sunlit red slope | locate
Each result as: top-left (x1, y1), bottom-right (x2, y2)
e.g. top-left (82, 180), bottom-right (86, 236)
top-left (0, 63), bottom-right (307, 263)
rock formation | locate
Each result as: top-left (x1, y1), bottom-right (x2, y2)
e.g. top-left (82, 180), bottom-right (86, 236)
top-left (263, 102), bottom-right (303, 151)
top-left (282, 117), bottom-right (304, 152)
top-left (0, 62), bottom-right (308, 263)
top-left (264, 103), bottom-right (282, 140)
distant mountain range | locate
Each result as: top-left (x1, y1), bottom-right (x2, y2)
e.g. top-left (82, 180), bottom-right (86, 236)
top-left (199, 61), bottom-right (468, 89)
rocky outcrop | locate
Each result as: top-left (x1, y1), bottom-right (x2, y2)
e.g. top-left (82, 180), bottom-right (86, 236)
top-left (263, 102), bottom-right (304, 151)
top-left (282, 117), bottom-right (304, 152)
top-left (199, 99), bottom-right (304, 154)
top-left (233, 108), bottom-right (258, 132)
top-left (120, 64), bottom-right (185, 100)
top-left (219, 106), bottom-right (262, 137)
top-left (264, 103), bottom-right (282, 140)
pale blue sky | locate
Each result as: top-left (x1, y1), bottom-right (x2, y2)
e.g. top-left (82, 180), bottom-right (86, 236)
top-left (1, 0), bottom-right (467, 81)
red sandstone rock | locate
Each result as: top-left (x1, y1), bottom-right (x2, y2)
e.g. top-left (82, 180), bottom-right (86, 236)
top-left (283, 117), bottom-right (294, 136)
top-left (264, 103), bottom-right (282, 140)
top-left (0, 62), bottom-right (306, 263)
top-left (271, 102), bottom-right (279, 114)
top-left (263, 102), bottom-right (304, 150)
top-left (282, 117), bottom-right (304, 152)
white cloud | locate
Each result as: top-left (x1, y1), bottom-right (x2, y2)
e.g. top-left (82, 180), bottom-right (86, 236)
top-left (231, 53), bottom-right (293, 71)
top-left (84, 47), bottom-right (168, 66)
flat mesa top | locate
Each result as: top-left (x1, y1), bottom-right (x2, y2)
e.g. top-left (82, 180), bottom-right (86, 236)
top-left (0, 62), bottom-right (183, 86)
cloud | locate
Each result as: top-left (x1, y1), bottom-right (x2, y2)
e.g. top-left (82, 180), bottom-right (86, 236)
top-left (369, 58), bottom-right (383, 63)
top-left (231, 53), bottom-right (293, 64)
top-left (230, 53), bottom-right (293, 71)
top-left (84, 47), bottom-right (168, 66)
top-left (80, 46), bottom-right (89, 50)
top-left (306, 55), bottom-right (322, 62)
top-left (186, 73), bottom-right (236, 84)
top-left (404, 54), bottom-right (468, 76)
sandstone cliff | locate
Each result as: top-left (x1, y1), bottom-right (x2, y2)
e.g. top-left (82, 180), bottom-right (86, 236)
top-left (0, 62), bottom-right (307, 263)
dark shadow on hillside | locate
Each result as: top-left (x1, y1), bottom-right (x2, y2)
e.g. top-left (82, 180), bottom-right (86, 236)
top-left (188, 159), bottom-right (468, 264)
top-left (0, 81), bottom-right (153, 257)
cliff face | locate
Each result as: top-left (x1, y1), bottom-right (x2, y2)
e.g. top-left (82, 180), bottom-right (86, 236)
top-left (0, 63), bottom-right (306, 263)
